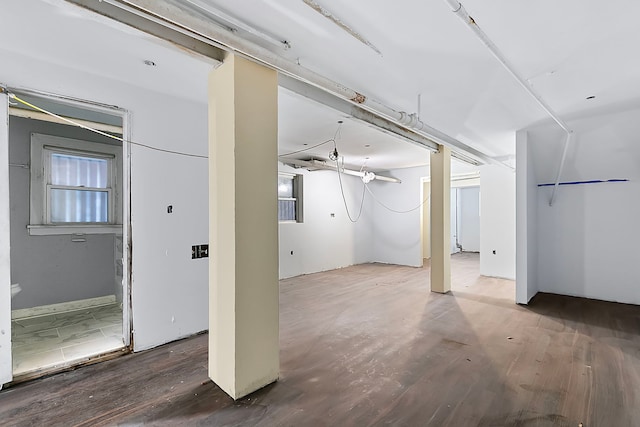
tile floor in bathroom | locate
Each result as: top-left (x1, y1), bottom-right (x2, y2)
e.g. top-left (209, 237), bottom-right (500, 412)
top-left (11, 303), bottom-right (124, 376)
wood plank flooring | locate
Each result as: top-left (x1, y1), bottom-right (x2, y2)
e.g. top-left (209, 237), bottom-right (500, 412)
top-left (1, 253), bottom-right (639, 426)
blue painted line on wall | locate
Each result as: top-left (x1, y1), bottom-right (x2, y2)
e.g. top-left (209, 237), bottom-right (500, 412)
top-left (538, 179), bottom-right (629, 187)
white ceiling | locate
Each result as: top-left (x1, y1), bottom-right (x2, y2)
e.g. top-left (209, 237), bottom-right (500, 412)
top-left (4, 0), bottom-right (640, 172)
top-left (278, 90), bottom-right (432, 171)
top-left (204, 0), bottom-right (640, 157)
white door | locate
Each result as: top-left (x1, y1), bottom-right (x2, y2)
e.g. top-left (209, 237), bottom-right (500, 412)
top-left (0, 91), bottom-right (13, 387)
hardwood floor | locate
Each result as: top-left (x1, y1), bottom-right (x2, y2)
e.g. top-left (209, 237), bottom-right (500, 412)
top-left (1, 253), bottom-right (639, 426)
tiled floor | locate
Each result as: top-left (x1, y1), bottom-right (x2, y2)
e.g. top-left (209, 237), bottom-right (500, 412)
top-left (11, 303), bottom-right (124, 376)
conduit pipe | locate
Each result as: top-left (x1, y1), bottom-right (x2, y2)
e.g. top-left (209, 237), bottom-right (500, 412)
top-left (443, 0), bottom-right (573, 205)
top-left (548, 132), bottom-right (571, 206)
top-left (282, 158), bottom-right (401, 183)
top-left (75, 0), bottom-right (497, 166)
top-left (443, 0), bottom-right (570, 134)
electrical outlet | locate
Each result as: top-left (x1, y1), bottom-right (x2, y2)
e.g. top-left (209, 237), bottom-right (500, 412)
top-left (192, 244), bottom-right (209, 259)
top-left (492, 250), bottom-right (496, 255)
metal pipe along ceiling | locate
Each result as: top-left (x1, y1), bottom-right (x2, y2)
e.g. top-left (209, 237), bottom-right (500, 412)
top-left (443, 0), bottom-right (573, 205)
top-left (282, 158), bottom-right (401, 183)
top-left (91, 0), bottom-right (498, 166)
top-left (443, 0), bottom-right (571, 134)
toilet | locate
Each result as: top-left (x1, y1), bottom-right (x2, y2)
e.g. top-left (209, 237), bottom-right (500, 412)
top-left (11, 283), bottom-right (21, 298)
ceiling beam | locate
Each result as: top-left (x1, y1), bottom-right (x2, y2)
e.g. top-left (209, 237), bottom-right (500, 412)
top-left (65, 0), bottom-right (497, 166)
top-left (279, 75), bottom-right (439, 155)
top-left (66, 0), bottom-right (225, 64)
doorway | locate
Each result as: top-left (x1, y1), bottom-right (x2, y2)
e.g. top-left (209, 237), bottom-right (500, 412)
top-left (422, 173), bottom-right (481, 285)
top-left (451, 186), bottom-right (480, 255)
top-left (4, 90), bottom-right (131, 382)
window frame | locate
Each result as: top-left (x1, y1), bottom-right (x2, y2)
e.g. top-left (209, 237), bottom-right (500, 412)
top-left (278, 173), bottom-right (303, 223)
top-left (29, 133), bottom-right (123, 235)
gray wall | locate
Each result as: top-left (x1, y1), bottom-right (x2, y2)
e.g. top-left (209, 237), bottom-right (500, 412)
top-left (9, 116), bottom-right (118, 310)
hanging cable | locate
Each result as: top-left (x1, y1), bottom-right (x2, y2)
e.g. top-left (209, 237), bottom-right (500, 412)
top-left (8, 93), bottom-right (208, 159)
top-left (278, 138), bottom-right (335, 157)
top-left (364, 184), bottom-right (430, 214)
top-left (330, 122), bottom-right (366, 223)
top-left (279, 121), bottom-right (343, 159)
top-left (334, 157), bottom-right (366, 223)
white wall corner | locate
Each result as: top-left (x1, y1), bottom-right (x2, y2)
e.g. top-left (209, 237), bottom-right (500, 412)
top-left (0, 92), bottom-right (13, 386)
top-left (479, 165), bottom-right (515, 280)
top-left (515, 129), bottom-right (537, 304)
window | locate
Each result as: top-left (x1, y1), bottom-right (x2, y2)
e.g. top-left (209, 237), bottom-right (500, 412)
top-left (278, 173), bottom-right (303, 222)
top-left (48, 151), bottom-right (111, 223)
top-left (29, 133), bottom-right (122, 235)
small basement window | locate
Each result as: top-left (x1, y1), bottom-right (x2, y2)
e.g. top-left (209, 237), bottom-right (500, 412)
top-left (278, 173), bottom-right (303, 223)
top-left (29, 133), bottom-right (122, 235)
top-left (48, 151), bottom-right (111, 223)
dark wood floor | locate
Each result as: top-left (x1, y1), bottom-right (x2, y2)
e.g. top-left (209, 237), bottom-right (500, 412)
top-left (2, 253), bottom-right (639, 426)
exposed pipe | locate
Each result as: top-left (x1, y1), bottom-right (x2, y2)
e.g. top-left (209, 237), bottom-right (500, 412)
top-left (181, 0), bottom-right (290, 49)
top-left (79, 0), bottom-right (500, 166)
top-left (279, 75), bottom-right (439, 154)
top-left (302, 0), bottom-right (382, 55)
top-left (282, 158), bottom-right (401, 183)
top-left (548, 131), bottom-right (572, 206)
top-left (443, 0), bottom-right (570, 134)
top-left (443, 0), bottom-right (573, 203)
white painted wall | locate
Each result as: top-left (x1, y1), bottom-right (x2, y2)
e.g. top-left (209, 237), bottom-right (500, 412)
top-left (450, 188), bottom-right (460, 254)
top-left (371, 163), bottom-right (486, 267)
top-left (0, 49), bottom-right (210, 351)
top-left (278, 163), bottom-right (373, 278)
top-left (457, 186), bottom-right (481, 253)
top-left (9, 117), bottom-right (117, 310)
top-left (421, 180), bottom-right (431, 259)
top-left (528, 108), bottom-right (640, 305)
top-left (537, 181), bottom-right (640, 304)
top-left (1, 92), bottom-right (13, 386)
top-left (480, 165), bottom-right (516, 280)
top-left (516, 131), bottom-right (539, 303)
top-left (370, 165), bottom-right (429, 267)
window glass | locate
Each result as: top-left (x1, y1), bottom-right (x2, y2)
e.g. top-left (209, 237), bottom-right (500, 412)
top-left (278, 200), bottom-right (297, 221)
top-left (51, 153), bottom-right (108, 188)
top-left (50, 189), bottom-right (109, 223)
top-left (278, 174), bottom-right (302, 222)
top-left (278, 176), bottom-right (294, 198)
top-left (29, 133), bottom-right (123, 233)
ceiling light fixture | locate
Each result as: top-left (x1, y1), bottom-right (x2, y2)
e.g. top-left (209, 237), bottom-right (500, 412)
top-left (284, 158), bottom-right (401, 183)
top-left (362, 171), bottom-right (376, 184)
top-left (181, 0), bottom-right (290, 49)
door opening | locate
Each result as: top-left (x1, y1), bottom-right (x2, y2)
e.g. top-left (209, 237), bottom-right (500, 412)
top-left (3, 89), bottom-right (131, 384)
top-left (421, 172), bottom-right (481, 286)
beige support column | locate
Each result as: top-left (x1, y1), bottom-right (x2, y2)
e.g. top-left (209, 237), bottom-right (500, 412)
top-left (208, 54), bottom-right (279, 400)
top-left (430, 145), bottom-right (451, 293)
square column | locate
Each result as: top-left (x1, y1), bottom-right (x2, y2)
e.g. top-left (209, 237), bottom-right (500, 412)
top-left (208, 54), bottom-right (279, 399)
top-left (430, 145), bottom-right (451, 293)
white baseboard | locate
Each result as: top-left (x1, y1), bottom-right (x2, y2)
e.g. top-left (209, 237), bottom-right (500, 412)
top-left (11, 295), bottom-right (116, 320)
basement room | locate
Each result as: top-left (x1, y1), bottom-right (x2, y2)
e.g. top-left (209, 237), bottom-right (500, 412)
top-left (1, 0), bottom-right (639, 426)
